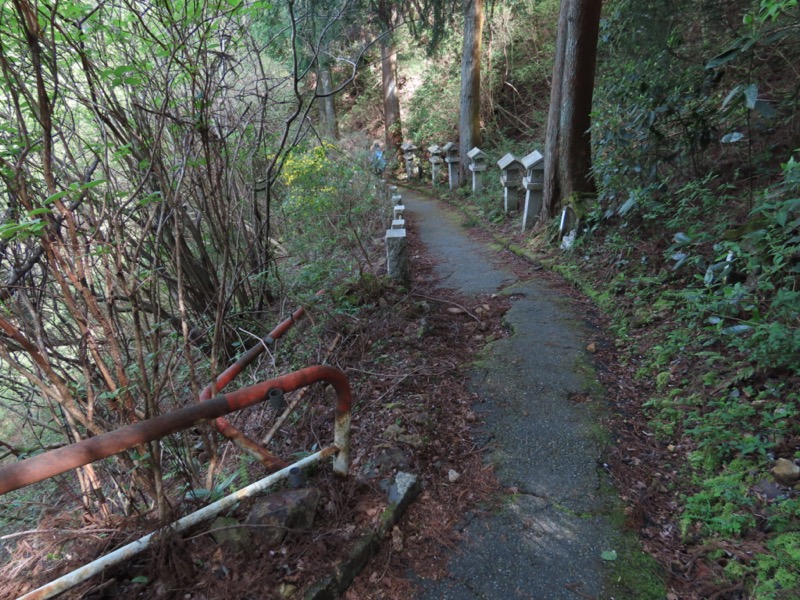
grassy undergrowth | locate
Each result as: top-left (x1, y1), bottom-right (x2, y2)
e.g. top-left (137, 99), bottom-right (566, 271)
top-left (547, 157), bottom-right (800, 597)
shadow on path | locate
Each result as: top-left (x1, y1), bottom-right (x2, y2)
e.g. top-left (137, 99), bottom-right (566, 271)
top-left (404, 189), bottom-right (618, 600)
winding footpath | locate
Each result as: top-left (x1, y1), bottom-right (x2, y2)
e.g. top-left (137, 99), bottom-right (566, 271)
top-left (403, 188), bottom-right (623, 600)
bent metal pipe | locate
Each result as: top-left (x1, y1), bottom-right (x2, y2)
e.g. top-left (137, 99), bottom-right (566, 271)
top-left (199, 291), bottom-right (325, 469)
top-left (0, 365), bottom-right (351, 496)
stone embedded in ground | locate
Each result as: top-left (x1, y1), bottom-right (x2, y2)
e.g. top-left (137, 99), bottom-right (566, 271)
top-left (245, 488), bottom-right (321, 547)
top-left (772, 458), bottom-right (800, 486)
top-left (208, 516), bottom-right (252, 550)
top-left (397, 432), bottom-right (424, 447)
top-left (753, 479), bottom-right (786, 500)
top-left (382, 423), bottom-right (405, 440)
top-left (374, 447), bottom-right (409, 472)
top-left (409, 412), bottom-right (434, 430)
top-left (448, 469), bottom-right (461, 483)
top-left (387, 471), bottom-right (421, 506)
top-left (391, 526), bottom-right (404, 551)
top-left (306, 472), bottom-right (422, 599)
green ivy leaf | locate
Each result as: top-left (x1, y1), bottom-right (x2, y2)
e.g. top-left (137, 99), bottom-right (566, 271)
top-left (705, 48), bottom-right (740, 69)
top-left (601, 550), bottom-right (618, 561)
top-left (722, 85), bottom-right (743, 109)
top-left (721, 131), bottom-right (745, 144)
top-left (744, 83), bottom-right (759, 109)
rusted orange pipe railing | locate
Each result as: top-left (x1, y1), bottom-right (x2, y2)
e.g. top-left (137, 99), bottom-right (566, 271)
top-left (203, 292), bottom-right (324, 469)
top-left (0, 365), bottom-right (351, 496)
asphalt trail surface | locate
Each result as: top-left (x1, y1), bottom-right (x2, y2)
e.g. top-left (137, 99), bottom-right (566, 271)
top-left (404, 189), bottom-right (618, 600)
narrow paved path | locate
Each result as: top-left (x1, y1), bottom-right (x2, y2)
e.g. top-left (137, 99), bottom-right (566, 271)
top-left (404, 189), bottom-right (619, 600)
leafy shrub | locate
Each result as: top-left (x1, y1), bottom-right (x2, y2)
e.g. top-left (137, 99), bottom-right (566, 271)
top-left (276, 143), bottom-right (386, 293)
top-left (681, 461), bottom-right (758, 538)
top-left (753, 533), bottom-right (800, 599)
top-left (406, 60), bottom-right (461, 145)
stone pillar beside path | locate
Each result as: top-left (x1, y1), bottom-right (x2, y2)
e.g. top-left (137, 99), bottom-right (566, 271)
top-left (401, 143), bottom-right (418, 181)
top-left (390, 190), bottom-right (403, 224)
top-left (467, 147), bottom-right (487, 193)
top-left (428, 145), bottom-right (444, 187)
top-left (379, 179), bottom-right (387, 202)
top-left (521, 150), bottom-right (545, 231)
top-left (497, 153), bottom-right (523, 214)
top-left (443, 142), bottom-right (460, 190)
top-left (385, 229), bottom-right (409, 284)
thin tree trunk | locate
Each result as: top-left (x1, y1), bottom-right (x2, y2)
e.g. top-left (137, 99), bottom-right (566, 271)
top-left (541, 0), bottom-right (602, 221)
top-left (459, 0), bottom-right (484, 183)
top-left (381, 34), bottom-right (402, 160)
top-left (541, 0), bottom-right (569, 220)
top-left (317, 65), bottom-right (338, 139)
top-left (559, 0), bottom-right (601, 201)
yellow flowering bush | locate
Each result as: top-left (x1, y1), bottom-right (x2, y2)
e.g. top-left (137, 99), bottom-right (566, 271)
top-left (280, 143), bottom-right (339, 213)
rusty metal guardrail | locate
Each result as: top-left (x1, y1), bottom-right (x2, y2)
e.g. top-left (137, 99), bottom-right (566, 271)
top-left (204, 292), bottom-right (324, 469)
top-left (0, 365), bottom-right (351, 496)
top-left (0, 294), bottom-right (351, 599)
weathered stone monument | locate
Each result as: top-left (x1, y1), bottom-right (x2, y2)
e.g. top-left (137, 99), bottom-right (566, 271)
top-left (428, 144), bottom-right (444, 186)
top-left (467, 147), bottom-right (487, 193)
top-left (386, 184), bottom-right (398, 204)
top-left (442, 142), bottom-right (460, 190)
top-left (385, 228), bottom-right (409, 284)
top-left (521, 150), bottom-right (545, 231)
top-left (497, 153), bottom-right (523, 213)
top-left (559, 205), bottom-right (578, 250)
top-left (378, 178), bottom-right (387, 200)
top-left (401, 142), bottom-right (418, 180)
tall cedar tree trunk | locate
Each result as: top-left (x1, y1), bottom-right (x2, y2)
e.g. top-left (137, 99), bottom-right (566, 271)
top-left (459, 0), bottom-right (484, 183)
top-left (541, 0), bottom-right (602, 220)
top-left (317, 64), bottom-right (339, 139)
top-left (379, 1), bottom-right (402, 161)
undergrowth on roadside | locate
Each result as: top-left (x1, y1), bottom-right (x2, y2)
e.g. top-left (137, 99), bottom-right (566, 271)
top-left (411, 0), bottom-right (800, 596)
top-left (554, 0), bottom-right (800, 592)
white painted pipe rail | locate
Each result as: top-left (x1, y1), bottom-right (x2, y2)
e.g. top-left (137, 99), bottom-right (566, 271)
top-left (18, 446), bottom-right (338, 600)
